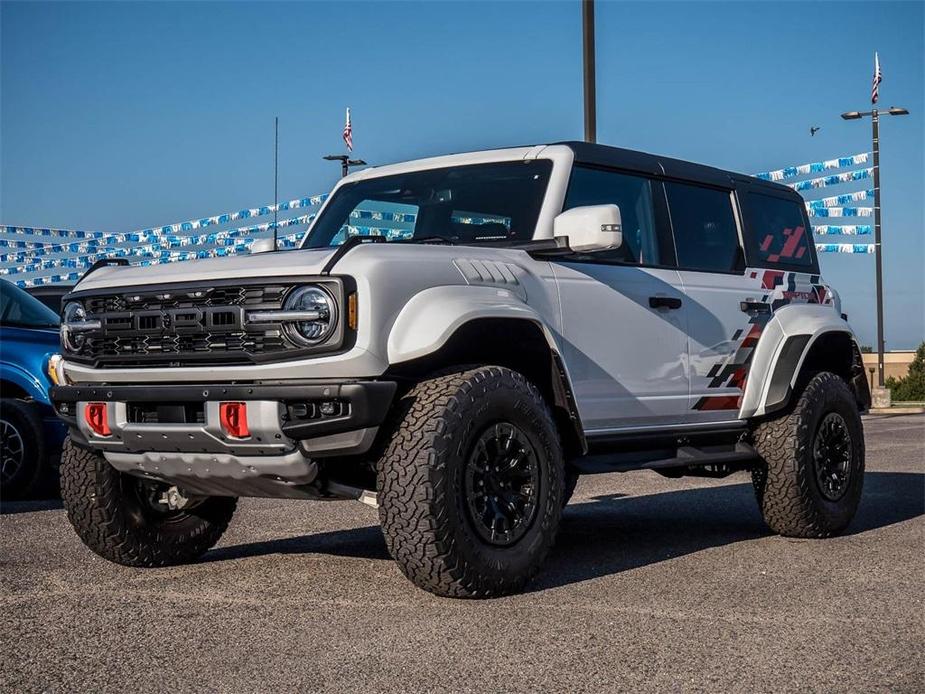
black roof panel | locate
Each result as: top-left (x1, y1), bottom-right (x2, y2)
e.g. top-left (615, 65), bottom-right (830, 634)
top-left (554, 140), bottom-right (800, 199)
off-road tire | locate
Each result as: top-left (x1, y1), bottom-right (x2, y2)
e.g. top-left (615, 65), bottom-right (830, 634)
top-left (751, 371), bottom-right (864, 538)
top-left (0, 399), bottom-right (47, 499)
top-left (562, 467), bottom-right (580, 508)
top-left (377, 366), bottom-right (564, 598)
top-left (59, 437), bottom-right (237, 566)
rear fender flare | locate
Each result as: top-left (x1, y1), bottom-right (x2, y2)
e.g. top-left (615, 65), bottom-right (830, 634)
top-left (739, 304), bottom-right (859, 419)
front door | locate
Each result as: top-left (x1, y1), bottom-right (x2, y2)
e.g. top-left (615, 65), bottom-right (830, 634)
top-left (555, 262), bottom-right (690, 432)
top-left (553, 166), bottom-right (690, 432)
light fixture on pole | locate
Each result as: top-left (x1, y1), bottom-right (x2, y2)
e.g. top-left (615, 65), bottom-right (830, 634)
top-left (322, 154), bottom-right (367, 178)
top-left (840, 104), bottom-right (908, 388)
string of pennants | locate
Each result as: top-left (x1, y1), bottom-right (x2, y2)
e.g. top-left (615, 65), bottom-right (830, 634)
top-left (754, 151), bottom-right (876, 254)
top-left (0, 148), bottom-right (879, 286)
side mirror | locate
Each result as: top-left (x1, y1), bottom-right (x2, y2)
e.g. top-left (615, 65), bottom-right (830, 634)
top-left (249, 237), bottom-right (277, 254)
top-left (553, 204), bottom-right (623, 253)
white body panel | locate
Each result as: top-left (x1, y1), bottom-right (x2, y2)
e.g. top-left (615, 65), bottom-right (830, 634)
top-left (551, 262), bottom-right (689, 431)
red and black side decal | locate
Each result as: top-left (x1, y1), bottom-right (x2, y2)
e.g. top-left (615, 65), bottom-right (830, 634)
top-left (691, 270), bottom-right (828, 412)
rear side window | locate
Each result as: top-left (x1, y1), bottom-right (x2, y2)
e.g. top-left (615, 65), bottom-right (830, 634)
top-left (665, 182), bottom-right (741, 273)
top-left (742, 192), bottom-right (816, 270)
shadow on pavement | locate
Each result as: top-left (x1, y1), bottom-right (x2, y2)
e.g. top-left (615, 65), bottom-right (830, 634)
top-left (203, 472), bottom-right (923, 589)
top-left (531, 471), bottom-right (924, 592)
top-left (205, 523), bottom-right (392, 562)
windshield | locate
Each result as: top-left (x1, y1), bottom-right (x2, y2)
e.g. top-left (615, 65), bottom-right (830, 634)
top-left (303, 160), bottom-right (552, 248)
top-left (0, 280), bottom-right (60, 328)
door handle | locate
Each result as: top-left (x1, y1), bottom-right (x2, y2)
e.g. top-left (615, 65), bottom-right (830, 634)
top-left (740, 300), bottom-right (771, 314)
top-left (649, 296), bottom-right (682, 310)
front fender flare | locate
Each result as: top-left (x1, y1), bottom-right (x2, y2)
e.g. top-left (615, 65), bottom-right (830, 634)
top-left (387, 285), bottom-right (560, 364)
top-left (0, 361), bottom-right (51, 404)
top-left (739, 304), bottom-right (859, 419)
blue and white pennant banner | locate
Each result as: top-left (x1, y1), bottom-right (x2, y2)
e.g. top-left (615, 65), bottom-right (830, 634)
top-left (812, 225), bottom-right (873, 236)
top-left (788, 168), bottom-right (873, 192)
top-left (1, 194), bottom-right (328, 246)
top-left (805, 189), bottom-right (874, 210)
top-left (754, 153), bottom-right (870, 182)
top-left (0, 214), bottom-right (315, 261)
top-left (815, 244), bottom-right (876, 254)
top-left (808, 207), bottom-right (874, 218)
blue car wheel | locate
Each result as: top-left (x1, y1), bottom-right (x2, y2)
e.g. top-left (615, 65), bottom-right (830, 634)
top-left (1, 399), bottom-right (47, 498)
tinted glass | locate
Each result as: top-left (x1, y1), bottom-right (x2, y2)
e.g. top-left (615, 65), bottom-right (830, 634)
top-left (304, 161), bottom-right (552, 247)
top-left (564, 167), bottom-right (664, 264)
top-left (665, 182), bottom-right (740, 272)
top-left (743, 192), bottom-right (815, 269)
top-left (0, 281), bottom-right (60, 328)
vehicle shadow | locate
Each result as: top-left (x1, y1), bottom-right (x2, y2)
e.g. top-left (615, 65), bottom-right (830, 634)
top-left (531, 470), bottom-right (924, 592)
top-left (204, 472), bottom-right (924, 589)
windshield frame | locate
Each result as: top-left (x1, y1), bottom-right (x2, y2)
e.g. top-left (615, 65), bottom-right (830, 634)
top-left (301, 155), bottom-right (567, 250)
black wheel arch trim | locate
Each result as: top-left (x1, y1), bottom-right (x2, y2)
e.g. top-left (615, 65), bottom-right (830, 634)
top-left (764, 331), bottom-right (871, 417)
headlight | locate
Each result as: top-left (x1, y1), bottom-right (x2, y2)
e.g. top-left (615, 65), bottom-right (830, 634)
top-left (282, 285), bottom-right (337, 345)
top-left (61, 301), bottom-right (87, 353)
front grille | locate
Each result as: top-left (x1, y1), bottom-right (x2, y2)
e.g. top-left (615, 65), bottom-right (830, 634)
top-left (70, 282), bottom-right (301, 368)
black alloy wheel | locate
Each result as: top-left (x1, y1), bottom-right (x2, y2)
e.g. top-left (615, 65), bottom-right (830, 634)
top-left (463, 422), bottom-right (540, 546)
top-left (812, 412), bottom-right (853, 501)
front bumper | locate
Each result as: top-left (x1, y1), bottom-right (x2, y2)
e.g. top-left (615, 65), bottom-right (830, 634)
top-left (51, 380), bottom-right (396, 493)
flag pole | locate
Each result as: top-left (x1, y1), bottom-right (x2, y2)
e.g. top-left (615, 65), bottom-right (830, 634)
top-left (841, 52), bottom-right (909, 393)
top-left (273, 116), bottom-right (279, 250)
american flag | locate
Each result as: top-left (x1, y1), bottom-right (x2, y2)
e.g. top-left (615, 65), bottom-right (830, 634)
top-left (343, 107), bottom-right (353, 152)
top-left (871, 52), bottom-right (882, 104)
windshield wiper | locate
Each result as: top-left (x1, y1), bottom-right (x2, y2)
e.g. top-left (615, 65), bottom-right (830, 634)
top-left (395, 236), bottom-right (456, 245)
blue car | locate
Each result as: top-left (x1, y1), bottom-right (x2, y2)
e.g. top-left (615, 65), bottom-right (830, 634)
top-left (1, 279), bottom-right (67, 498)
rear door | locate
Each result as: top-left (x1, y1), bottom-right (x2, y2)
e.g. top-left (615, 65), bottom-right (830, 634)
top-left (663, 180), bottom-right (758, 422)
top-left (553, 166), bottom-right (690, 432)
top-left (667, 181), bottom-right (820, 423)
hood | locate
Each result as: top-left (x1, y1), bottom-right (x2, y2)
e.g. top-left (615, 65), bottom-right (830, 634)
top-left (70, 247), bottom-right (339, 293)
top-left (1, 324), bottom-right (60, 348)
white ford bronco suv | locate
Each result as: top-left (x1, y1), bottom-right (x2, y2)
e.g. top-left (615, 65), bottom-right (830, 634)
top-left (51, 142), bottom-right (870, 597)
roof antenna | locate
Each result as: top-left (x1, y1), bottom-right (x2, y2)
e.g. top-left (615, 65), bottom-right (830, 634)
top-left (273, 116), bottom-right (279, 251)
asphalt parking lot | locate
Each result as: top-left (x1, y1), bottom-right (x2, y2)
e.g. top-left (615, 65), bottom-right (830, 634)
top-left (2, 414), bottom-right (922, 693)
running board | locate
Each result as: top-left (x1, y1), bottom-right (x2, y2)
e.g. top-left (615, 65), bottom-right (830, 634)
top-left (572, 441), bottom-right (758, 476)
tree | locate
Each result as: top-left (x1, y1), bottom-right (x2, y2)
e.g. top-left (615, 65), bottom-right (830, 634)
top-left (885, 342), bottom-right (925, 402)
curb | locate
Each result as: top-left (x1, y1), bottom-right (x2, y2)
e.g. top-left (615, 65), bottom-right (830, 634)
top-left (867, 407), bottom-right (925, 416)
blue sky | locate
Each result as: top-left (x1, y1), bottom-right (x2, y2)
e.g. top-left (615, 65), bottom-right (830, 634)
top-left (2, 1), bottom-right (922, 348)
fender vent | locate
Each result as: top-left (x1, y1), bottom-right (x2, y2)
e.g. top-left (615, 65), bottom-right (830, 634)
top-left (454, 259), bottom-right (526, 299)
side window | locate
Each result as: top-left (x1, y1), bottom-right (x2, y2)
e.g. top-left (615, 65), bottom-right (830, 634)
top-left (665, 182), bottom-right (741, 273)
top-left (742, 192), bottom-right (816, 270)
top-left (564, 166), bottom-right (665, 265)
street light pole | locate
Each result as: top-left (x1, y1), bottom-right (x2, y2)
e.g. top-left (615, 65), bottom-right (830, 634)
top-left (870, 109), bottom-right (885, 387)
top-left (841, 105), bottom-right (908, 388)
top-left (582, 0), bottom-right (596, 143)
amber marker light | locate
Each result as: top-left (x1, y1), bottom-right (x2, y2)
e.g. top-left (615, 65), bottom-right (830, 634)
top-left (347, 292), bottom-right (358, 331)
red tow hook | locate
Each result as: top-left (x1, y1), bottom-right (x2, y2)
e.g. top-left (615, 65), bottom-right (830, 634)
top-left (219, 402), bottom-right (250, 439)
top-left (85, 402), bottom-right (111, 437)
